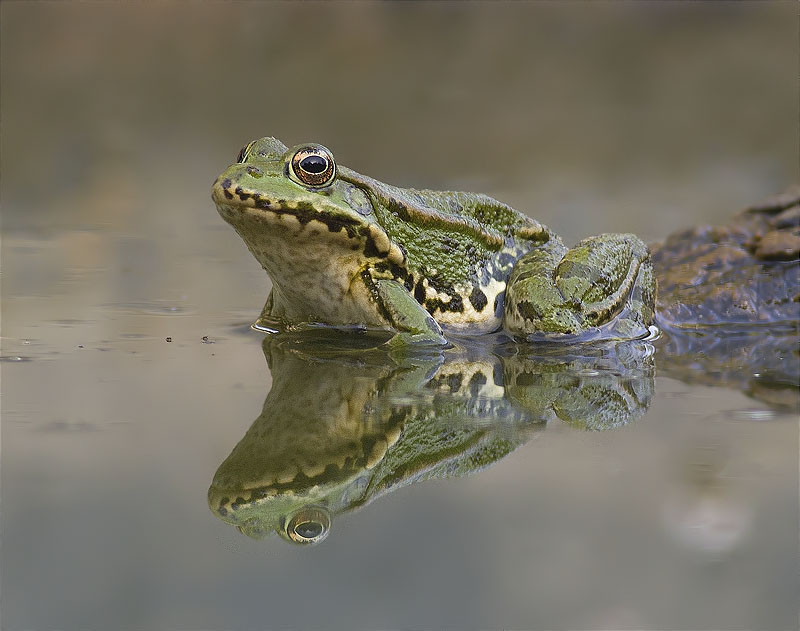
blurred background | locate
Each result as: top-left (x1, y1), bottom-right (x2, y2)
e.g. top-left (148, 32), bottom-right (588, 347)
top-left (2, 3), bottom-right (797, 630)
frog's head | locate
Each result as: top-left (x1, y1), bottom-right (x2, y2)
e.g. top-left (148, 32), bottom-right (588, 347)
top-left (212, 138), bottom-right (405, 276)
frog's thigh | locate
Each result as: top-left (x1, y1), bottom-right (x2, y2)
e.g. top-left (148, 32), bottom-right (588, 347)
top-left (505, 233), bottom-right (654, 335)
top-left (504, 240), bottom-right (579, 334)
top-left (556, 233), bottom-right (654, 326)
top-left (372, 278), bottom-right (447, 345)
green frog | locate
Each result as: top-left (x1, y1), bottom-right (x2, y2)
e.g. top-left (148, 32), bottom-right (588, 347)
top-left (212, 137), bottom-right (656, 345)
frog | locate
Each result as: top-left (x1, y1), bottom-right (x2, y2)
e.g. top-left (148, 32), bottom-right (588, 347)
top-left (212, 137), bottom-right (656, 345)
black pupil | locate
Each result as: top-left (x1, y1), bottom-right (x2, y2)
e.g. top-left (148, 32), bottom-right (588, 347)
top-left (299, 154), bottom-right (327, 174)
top-left (295, 521), bottom-right (323, 539)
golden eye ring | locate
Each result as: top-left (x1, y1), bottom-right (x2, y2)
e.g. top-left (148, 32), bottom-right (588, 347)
top-left (285, 506), bottom-right (331, 545)
top-left (236, 141), bottom-right (255, 163)
top-left (289, 145), bottom-right (336, 188)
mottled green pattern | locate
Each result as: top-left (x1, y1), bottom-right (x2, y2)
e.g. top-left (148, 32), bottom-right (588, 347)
top-left (212, 137), bottom-right (657, 344)
top-left (504, 233), bottom-right (653, 338)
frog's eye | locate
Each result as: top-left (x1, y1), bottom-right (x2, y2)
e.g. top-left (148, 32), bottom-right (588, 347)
top-left (284, 506), bottom-right (331, 545)
top-left (236, 141), bottom-right (255, 163)
top-left (289, 145), bottom-right (336, 188)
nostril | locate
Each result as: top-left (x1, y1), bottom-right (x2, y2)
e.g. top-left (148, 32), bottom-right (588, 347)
top-left (246, 166), bottom-right (263, 178)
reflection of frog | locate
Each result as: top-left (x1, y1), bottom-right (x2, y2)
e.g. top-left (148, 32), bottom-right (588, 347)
top-left (207, 336), bottom-right (654, 545)
top-left (212, 138), bottom-right (655, 345)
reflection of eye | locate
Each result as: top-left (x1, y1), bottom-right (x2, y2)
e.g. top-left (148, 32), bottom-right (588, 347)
top-left (236, 141), bottom-right (255, 164)
top-left (289, 145), bottom-right (336, 188)
top-left (285, 506), bottom-right (331, 545)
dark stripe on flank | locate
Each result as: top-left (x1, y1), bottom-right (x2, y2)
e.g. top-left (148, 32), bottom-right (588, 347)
top-left (426, 293), bottom-right (464, 314)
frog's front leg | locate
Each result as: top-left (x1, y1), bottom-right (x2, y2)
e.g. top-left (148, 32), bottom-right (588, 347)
top-left (503, 233), bottom-right (656, 340)
top-left (367, 276), bottom-right (448, 346)
top-left (254, 289), bottom-right (276, 331)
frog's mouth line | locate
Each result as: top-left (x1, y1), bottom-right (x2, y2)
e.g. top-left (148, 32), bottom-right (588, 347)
top-left (213, 176), bottom-right (363, 231)
top-left (213, 178), bottom-right (407, 266)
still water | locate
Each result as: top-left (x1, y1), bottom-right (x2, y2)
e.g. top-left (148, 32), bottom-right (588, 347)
top-left (2, 3), bottom-right (798, 630)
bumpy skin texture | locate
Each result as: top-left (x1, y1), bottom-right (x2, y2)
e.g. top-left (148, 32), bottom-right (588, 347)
top-left (505, 233), bottom-right (655, 339)
top-left (212, 137), bottom-right (656, 344)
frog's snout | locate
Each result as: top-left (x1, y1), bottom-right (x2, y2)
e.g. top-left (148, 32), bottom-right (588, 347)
top-left (211, 173), bottom-right (241, 206)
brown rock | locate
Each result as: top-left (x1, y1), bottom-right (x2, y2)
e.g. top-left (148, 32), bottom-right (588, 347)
top-left (754, 229), bottom-right (800, 261)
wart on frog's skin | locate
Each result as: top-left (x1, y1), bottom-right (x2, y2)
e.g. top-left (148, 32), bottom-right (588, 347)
top-left (211, 137), bottom-right (656, 346)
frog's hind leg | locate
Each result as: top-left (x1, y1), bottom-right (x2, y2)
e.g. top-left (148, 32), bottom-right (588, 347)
top-left (504, 233), bottom-right (656, 340)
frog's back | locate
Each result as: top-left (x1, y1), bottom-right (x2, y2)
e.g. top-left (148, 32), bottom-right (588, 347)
top-left (402, 188), bottom-right (549, 243)
top-left (338, 167), bottom-right (549, 246)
